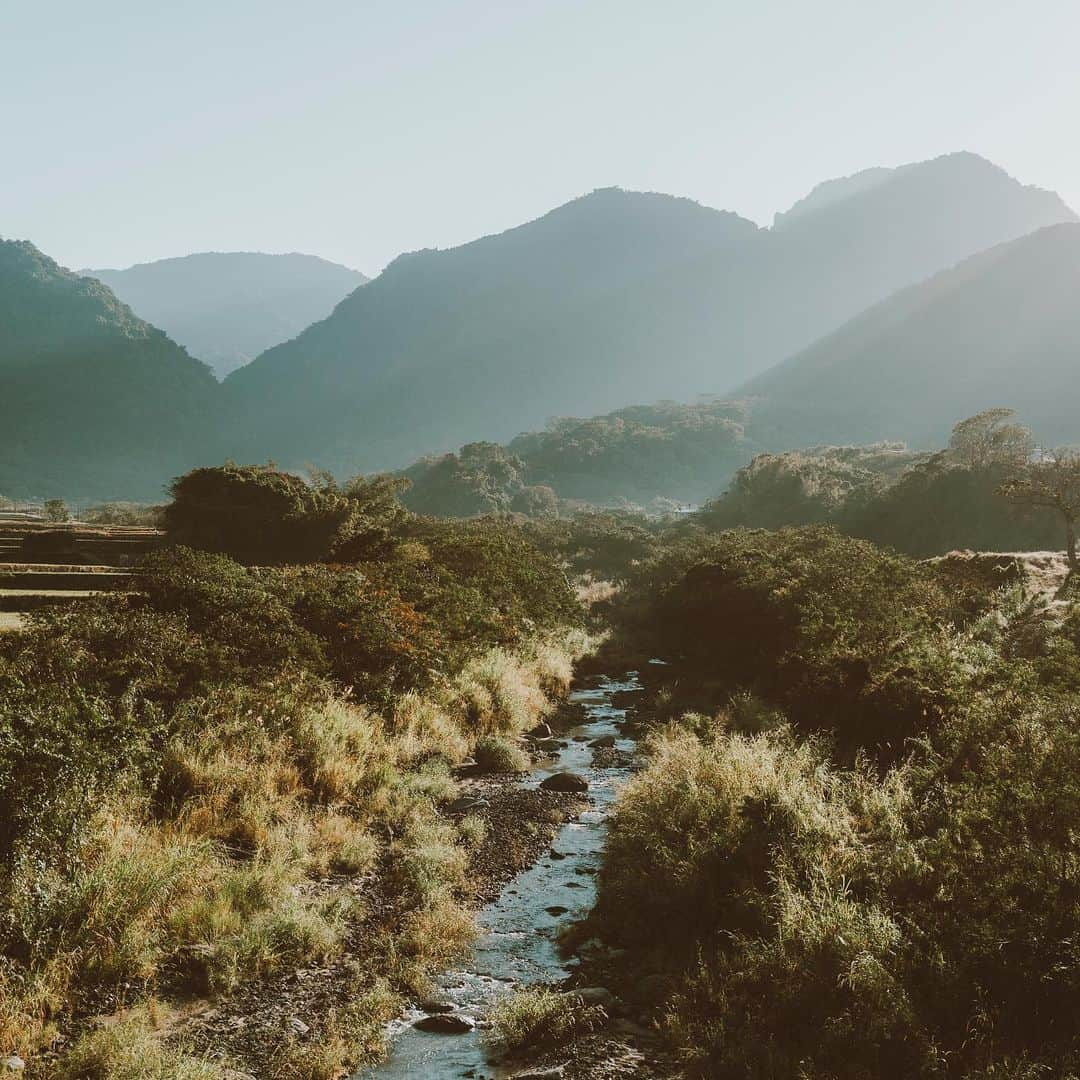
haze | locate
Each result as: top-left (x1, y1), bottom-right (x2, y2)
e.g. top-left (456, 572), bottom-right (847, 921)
top-left (4, 0), bottom-right (1080, 274)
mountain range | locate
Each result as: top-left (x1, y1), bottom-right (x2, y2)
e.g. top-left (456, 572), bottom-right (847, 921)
top-left (86, 252), bottom-right (367, 378)
top-left (3, 151), bottom-right (1079, 501)
top-left (219, 152), bottom-right (1074, 477)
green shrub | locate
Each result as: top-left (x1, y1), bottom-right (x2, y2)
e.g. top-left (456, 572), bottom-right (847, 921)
top-left (473, 734), bottom-right (529, 773)
top-left (164, 464), bottom-right (356, 564)
top-left (485, 985), bottom-right (606, 1056)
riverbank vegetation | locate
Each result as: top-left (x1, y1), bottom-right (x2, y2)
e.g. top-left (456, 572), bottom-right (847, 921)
top-left (0, 465), bottom-right (585, 1076)
top-left (595, 521), bottom-right (1080, 1077)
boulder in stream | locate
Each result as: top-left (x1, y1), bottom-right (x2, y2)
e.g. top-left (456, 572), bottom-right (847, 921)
top-left (413, 1013), bottom-right (475, 1034)
top-left (588, 734), bottom-right (616, 748)
top-left (540, 771), bottom-right (588, 793)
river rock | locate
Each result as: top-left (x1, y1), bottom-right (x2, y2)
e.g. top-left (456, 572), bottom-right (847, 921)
top-left (413, 1013), bottom-right (475, 1034)
top-left (446, 796), bottom-right (489, 814)
top-left (549, 848), bottom-right (566, 860)
top-left (544, 904), bottom-right (569, 916)
top-left (532, 737), bottom-right (566, 753)
top-left (540, 771), bottom-right (588, 793)
top-left (527, 721), bottom-right (554, 739)
top-left (588, 734), bottom-right (616, 748)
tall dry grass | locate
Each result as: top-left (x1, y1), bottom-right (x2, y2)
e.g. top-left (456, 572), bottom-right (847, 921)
top-left (2, 628), bottom-right (588, 1075)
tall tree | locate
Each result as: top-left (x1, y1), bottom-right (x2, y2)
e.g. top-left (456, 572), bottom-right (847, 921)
top-left (948, 408), bottom-right (1034, 469)
top-left (1000, 450), bottom-right (1080, 572)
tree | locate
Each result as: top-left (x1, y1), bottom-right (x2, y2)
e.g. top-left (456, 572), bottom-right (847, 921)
top-left (164, 464), bottom-right (355, 564)
top-left (948, 408), bottom-right (1033, 469)
top-left (44, 499), bottom-right (69, 523)
top-left (1000, 450), bottom-right (1080, 572)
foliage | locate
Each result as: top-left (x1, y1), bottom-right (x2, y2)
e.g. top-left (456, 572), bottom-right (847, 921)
top-left (0, 478), bottom-right (586, 1071)
top-left (399, 400), bottom-right (752, 517)
top-left (598, 514), bottom-right (1080, 1078)
top-left (1000, 449), bottom-right (1080, 569)
top-left (702, 443), bottom-right (922, 531)
top-left (619, 526), bottom-right (967, 755)
top-left (485, 985), bottom-right (606, 1056)
top-left (700, 413), bottom-right (1060, 557)
top-left (164, 465), bottom-right (358, 564)
top-left (44, 498), bottom-right (70, 523)
top-left (400, 442), bottom-right (527, 517)
top-left (947, 407), bottom-right (1034, 469)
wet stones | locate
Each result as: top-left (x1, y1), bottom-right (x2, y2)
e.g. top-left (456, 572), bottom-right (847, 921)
top-left (540, 771), bottom-right (588, 793)
top-left (413, 1013), bottom-right (475, 1034)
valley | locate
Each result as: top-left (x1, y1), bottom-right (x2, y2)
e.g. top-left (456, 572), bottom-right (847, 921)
top-left (5, 99), bottom-right (1080, 1079)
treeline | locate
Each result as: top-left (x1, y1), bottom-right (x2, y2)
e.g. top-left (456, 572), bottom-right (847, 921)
top-left (0, 464), bottom-right (584, 1076)
top-left (589, 522), bottom-right (1080, 1075)
top-left (703, 408), bottom-right (1070, 556)
top-left (398, 399), bottom-right (750, 517)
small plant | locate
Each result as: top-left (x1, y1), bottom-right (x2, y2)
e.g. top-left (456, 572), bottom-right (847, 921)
top-left (54, 1005), bottom-right (227, 1079)
top-left (485, 985), bottom-right (606, 1056)
top-left (473, 734), bottom-right (529, 773)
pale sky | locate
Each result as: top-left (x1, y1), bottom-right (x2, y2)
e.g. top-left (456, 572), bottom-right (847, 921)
top-left (3, 0), bottom-right (1079, 275)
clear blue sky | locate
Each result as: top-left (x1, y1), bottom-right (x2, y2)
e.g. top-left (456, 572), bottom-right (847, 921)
top-left (3, 0), bottom-right (1078, 275)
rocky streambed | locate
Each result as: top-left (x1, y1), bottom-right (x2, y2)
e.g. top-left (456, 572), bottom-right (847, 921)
top-left (358, 671), bottom-right (663, 1080)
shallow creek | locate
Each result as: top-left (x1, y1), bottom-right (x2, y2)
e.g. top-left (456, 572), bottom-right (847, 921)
top-left (358, 671), bottom-right (643, 1080)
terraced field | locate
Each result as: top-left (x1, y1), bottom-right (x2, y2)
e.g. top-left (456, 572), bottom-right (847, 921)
top-left (0, 519), bottom-right (164, 629)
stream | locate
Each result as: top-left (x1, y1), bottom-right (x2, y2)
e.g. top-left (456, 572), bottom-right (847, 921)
top-left (358, 671), bottom-right (643, 1080)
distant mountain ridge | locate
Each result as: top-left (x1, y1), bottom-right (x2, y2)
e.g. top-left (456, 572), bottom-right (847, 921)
top-left (219, 153), bottom-right (1076, 477)
top-left (741, 221), bottom-right (1080, 449)
top-left (0, 239), bottom-right (219, 499)
top-left (5, 152), bottom-right (1079, 501)
top-left (86, 252), bottom-right (367, 378)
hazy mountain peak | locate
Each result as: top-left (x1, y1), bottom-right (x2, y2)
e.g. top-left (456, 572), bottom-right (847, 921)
top-left (85, 251), bottom-right (368, 378)
top-left (774, 167), bottom-right (895, 227)
top-left (774, 151), bottom-right (1076, 232)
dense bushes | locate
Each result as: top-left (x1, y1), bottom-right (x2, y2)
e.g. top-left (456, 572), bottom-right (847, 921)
top-left (701, 412), bottom-right (1064, 557)
top-left (619, 526), bottom-right (971, 755)
top-left (597, 522), bottom-right (1080, 1077)
top-left (0, 475), bottom-right (586, 1073)
top-left (398, 399), bottom-right (752, 516)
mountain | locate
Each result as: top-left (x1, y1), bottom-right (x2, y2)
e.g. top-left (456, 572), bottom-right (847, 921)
top-left (0, 240), bottom-right (219, 499)
top-left (223, 189), bottom-right (763, 474)
top-left (85, 252), bottom-right (368, 378)
top-left (221, 154), bottom-right (1075, 477)
top-left (740, 222), bottom-right (1080, 450)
